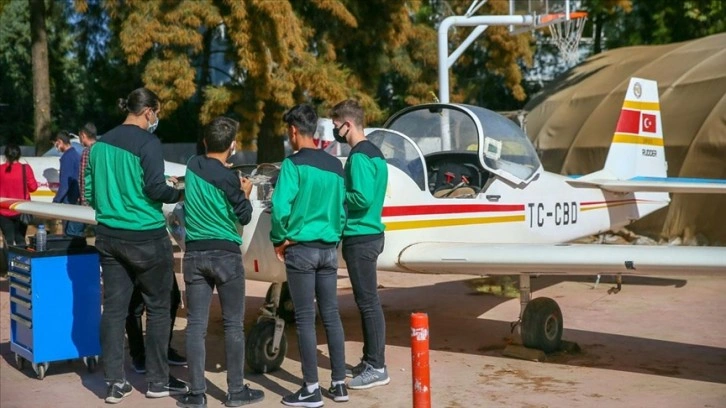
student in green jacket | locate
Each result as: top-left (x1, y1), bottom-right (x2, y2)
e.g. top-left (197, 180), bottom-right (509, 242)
top-left (176, 116), bottom-right (264, 408)
top-left (85, 88), bottom-right (188, 403)
top-left (271, 104), bottom-right (348, 407)
top-left (330, 99), bottom-right (390, 390)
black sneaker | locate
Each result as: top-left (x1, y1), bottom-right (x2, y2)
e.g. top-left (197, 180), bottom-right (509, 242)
top-left (132, 357), bottom-right (146, 374)
top-left (281, 385), bottom-right (323, 407)
top-left (168, 348), bottom-right (187, 366)
top-left (327, 383), bottom-right (348, 402)
top-left (146, 375), bottom-right (189, 398)
top-left (226, 384), bottom-right (265, 406)
top-left (345, 360), bottom-right (366, 378)
top-left (177, 392), bottom-right (207, 408)
top-left (105, 380), bottom-right (132, 404)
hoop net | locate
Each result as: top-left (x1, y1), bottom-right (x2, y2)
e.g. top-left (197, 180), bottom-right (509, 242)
top-left (546, 12), bottom-right (587, 65)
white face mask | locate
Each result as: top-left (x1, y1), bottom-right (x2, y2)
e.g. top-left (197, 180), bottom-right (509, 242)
top-left (230, 141), bottom-right (237, 157)
top-left (147, 110), bottom-right (159, 133)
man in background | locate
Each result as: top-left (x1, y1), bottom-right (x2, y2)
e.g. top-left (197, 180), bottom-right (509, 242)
top-left (53, 131), bottom-right (85, 237)
top-left (78, 122), bottom-right (97, 207)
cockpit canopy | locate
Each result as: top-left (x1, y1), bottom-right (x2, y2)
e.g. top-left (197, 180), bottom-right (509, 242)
top-left (384, 104), bottom-right (542, 185)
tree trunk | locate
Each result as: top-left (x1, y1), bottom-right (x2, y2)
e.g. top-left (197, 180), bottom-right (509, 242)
top-left (30, 0), bottom-right (52, 155)
top-left (256, 103), bottom-right (285, 164)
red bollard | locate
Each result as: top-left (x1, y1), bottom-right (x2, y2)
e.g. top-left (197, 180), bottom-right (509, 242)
top-left (411, 312), bottom-right (431, 408)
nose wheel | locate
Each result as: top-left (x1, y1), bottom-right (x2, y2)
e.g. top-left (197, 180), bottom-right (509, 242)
top-left (247, 282), bottom-right (290, 373)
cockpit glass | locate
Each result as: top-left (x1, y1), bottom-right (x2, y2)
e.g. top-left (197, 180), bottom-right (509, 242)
top-left (385, 104), bottom-right (541, 183)
top-left (385, 107), bottom-right (478, 155)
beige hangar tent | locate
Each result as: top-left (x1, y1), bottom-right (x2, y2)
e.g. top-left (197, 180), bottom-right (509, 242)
top-left (524, 32), bottom-right (726, 244)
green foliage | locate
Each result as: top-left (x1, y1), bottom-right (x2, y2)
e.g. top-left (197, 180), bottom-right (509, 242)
top-left (0, 0), bottom-right (32, 144)
top-left (6, 0), bottom-right (723, 154)
top-left (603, 0), bottom-right (726, 48)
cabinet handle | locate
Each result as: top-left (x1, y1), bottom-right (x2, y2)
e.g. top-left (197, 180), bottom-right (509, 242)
top-left (11, 295), bottom-right (32, 309)
top-left (9, 260), bottom-right (30, 272)
top-left (10, 282), bottom-right (31, 296)
top-left (8, 271), bottom-right (31, 284)
top-left (11, 314), bottom-right (32, 328)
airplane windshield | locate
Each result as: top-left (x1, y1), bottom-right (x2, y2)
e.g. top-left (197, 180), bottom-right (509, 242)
top-left (467, 105), bottom-right (541, 182)
top-left (384, 106), bottom-right (478, 155)
top-left (385, 104), bottom-right (541, 184)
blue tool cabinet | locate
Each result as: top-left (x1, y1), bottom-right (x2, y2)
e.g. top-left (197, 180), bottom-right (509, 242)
top-left (8, 246), bottom-right (101, 379)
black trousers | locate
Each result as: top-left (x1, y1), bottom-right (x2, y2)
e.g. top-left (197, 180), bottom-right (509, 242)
top-left (126, 275), bottom-right (182, 360)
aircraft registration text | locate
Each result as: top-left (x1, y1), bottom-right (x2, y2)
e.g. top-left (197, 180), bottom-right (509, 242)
top-left (527, 202), bottom-right (578, 228)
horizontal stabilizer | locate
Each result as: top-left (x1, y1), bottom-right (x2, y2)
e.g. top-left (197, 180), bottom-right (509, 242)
top-left (567, 176), bottom-right (726, 194)
top-left (398, 242), bottom-right (726, 276)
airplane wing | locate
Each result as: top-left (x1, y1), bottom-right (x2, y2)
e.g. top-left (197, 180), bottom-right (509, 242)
top-left (397, 242), bottom-right (726, 276)
top-left (0, 199), bottom-right (96, 224)
top-left (567, 176), bottom-right (726, 194)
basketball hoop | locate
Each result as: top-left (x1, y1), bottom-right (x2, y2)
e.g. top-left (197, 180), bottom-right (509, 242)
top-left (541, 12), bottom-right (588, 65)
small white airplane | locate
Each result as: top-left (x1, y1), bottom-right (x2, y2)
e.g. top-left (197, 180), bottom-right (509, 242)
top-left (3, 78), bottom-right (725, 373)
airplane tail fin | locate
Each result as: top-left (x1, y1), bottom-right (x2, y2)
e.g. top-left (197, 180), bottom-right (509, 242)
top-left (602, 77), bottom-right (667, 180)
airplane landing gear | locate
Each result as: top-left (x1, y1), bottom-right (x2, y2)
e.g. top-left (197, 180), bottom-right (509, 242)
top-left (265, 282), bottom-right (295, 323)
top-left (513, 274), bottom-right (563, 353)
top-left (246, 282), bottom-right (288, 373)
top-left (246, 318), bottom-right (287, 373)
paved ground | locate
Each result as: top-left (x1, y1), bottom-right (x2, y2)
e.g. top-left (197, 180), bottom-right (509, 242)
top-left (1, 257), bottom-right (725, 408)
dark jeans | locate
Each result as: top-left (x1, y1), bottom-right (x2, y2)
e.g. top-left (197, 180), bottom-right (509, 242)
top-left (126, 276), bottom-right (182, 360)
top-left (63, 220), bottom-right (86, 237)
top-left (285, 244), bottom-right (346, 384)
top-left (183, 250), bottom-right (246, 394)
top-left (0, 215), bottom-right (27, 247)
top-left (1, 216), bottom-right (27, 272)
top-left (96, 235), bottom-right (174, 384)
top-left (342, 236), bottom-right (386, 369)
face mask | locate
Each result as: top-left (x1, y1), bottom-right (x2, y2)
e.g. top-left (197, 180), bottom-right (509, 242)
top-left (333, 123), bottom-right (348, 144)
top-left (230, 141), bottom-right (237, 157)
top-left (147, 111), bottom-right (159, 133)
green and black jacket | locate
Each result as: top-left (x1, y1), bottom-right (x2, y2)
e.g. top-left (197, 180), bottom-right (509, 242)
top-left (184, 155), bottom-right (252, 253)
top-left (270, 148), bottom-right (345, 248)
top-left (344, 140), bottom-right (388, 243)
top-left (85, 124), bottom-right (182, 240)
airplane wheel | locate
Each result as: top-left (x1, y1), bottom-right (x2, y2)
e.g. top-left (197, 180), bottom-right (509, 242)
top-left (265, 282), bottom-right (295, 324)
top-left (521, 297), bottom-right (563, 353)
top-left (246, 320), bottom-right (287, 374)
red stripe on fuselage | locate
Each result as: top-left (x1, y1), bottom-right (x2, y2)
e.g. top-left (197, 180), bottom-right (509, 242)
top-left (616, 109), bottom-right (641, 134)
top-left (382, 204), bottom-right (524, 217)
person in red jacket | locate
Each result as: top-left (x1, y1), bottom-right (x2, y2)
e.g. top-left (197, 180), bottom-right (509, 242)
top-left (0, 144), bottom-right (38, 262)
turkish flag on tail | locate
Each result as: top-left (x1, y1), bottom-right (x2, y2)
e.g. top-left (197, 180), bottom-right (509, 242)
top-left (642, 113), bottom-right (656, 133)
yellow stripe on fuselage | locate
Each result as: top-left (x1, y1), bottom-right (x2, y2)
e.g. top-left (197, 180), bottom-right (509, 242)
top-left (385, 214), bottom-right (524, 231)
top-left (580, 201), bottom-right (637, 212)
top-left (622, 101), bottom-right (660, 111)
top-left (612, 134), bottom-right (664, 146)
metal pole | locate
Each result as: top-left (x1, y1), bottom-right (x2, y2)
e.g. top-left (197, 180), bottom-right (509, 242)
top-left (437, 15), bottom-right (535, 104)
top-left (411, 312), bottom-right (430, 408)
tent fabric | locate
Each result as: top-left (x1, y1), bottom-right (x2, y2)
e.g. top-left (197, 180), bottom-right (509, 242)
top-left (524, 33), bottom-right (726, 243)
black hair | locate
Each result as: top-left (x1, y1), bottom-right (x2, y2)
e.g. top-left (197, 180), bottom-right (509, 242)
top-left (330, 99), bottom-right (365, 128)
top-left (80, 122), bottom-right (97, 139)
top-left (283, 104), bottom-right (318, 137)
top-left (54, 130), bottom-right (71, 145)
top-left (4, 143), bottom-right (21, 172)
top-left (118, 88), bottom-right (160, 115)
top-left (204, 116), bottom-right (239, 153)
